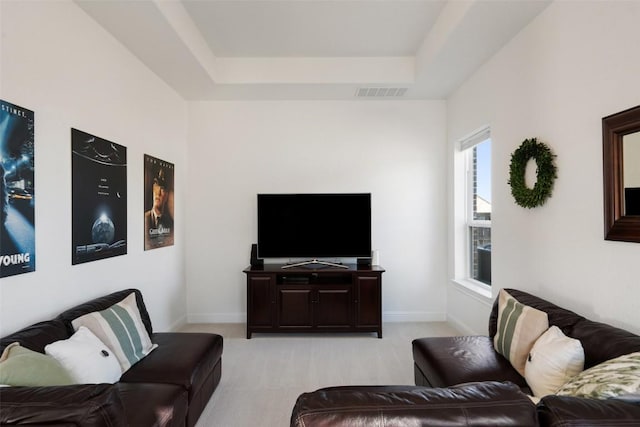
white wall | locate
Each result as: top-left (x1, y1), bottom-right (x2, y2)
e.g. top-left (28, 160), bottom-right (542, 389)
top-left (0, 1), bottom-right (188, 336)
top-left (447, 1), bottom-right (640, 334)
top-left (186, 101), bottom-right (447, 323)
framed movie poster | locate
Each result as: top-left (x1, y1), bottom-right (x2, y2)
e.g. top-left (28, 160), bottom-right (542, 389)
top-left (71, 129), bottom-right (127, 265)
top-left (144, 154), bottom-right (174, 250)
top-left (0, 100), bottom-right (35, 277)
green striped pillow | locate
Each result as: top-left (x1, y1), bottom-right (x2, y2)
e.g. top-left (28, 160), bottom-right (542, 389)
top-left (494, 289), bottom-right (549, 376)
top-left (71, 292), bottom-right (157, 373)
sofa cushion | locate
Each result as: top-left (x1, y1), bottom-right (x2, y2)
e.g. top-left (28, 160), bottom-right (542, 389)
top-left (556, 351), bottom-right (640, 400)
top-left (412, 336), bottom-right (528, 391)
top-left (0, 342), bottom-right (74, 386)
top-left (569, 318), bottom-right (640, 369)
top-left (489, 289), bottom-right (584, 340)
top-left (58, 289), bottom-right (153, 337)
top-left (45, 326), bottom-right (122, 384)
top-left (538, 394), bottom-right (640, 427)
top-left (291, 381), bottom-right (538, 427)
top-left (488, 289), bottom-right (640, 370)
top-left (0, 384), bottom-right (127, 427)
top-left (494, 289), bottom-right (549, 376)
top-left (0, 319), bottom-right (69, 355)
top-left (71, 292), bottom-right (157, 372)
top-left (120, 332), bottom-right (223, 399)
top-left (117, 382), bottom-right (188, 427)
top-left (524, 325), bottom-right (584, 398)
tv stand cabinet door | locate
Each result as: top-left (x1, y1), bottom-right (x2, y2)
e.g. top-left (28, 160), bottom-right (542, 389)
top-left (247, 275), bottom-right (275, 338)
top-left (315, 286), bottom-right (352, 329)
top-left (355, 274), bottom-right (382, 338)
top-left (278, 287), bottom-right (314, 328)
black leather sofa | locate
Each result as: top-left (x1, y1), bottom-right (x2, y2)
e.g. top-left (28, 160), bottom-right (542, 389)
top-left (412, 288), bottom-right (640, 425)
top-left (0, 289), bottom-right (223, 427)
top-left (291, 288), bottom-right (640, 426)
top-left (291, 381), bottom-right (538, 426)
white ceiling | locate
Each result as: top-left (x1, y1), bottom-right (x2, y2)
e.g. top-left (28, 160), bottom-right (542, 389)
top-left (75, 0), bottom-right (551, 101)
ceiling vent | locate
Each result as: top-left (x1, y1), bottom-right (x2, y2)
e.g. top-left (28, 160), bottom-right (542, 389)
top-left (355, 87), bottom-right (408, 98)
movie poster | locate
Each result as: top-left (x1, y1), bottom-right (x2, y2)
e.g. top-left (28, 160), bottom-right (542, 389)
top-left (0, 100), bottom-right (35, 278)
top-left (71, 129), bottom-right (127, 265)
top-left (144, 154), bottom-right (174, 250)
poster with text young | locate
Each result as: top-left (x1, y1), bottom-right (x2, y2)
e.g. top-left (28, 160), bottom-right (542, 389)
top-left (144, 154), bottom-right (174, 250)
top-left (1, 100), bottom-right (35, 278)
top-left (72, 129), bottom-right (127, 264)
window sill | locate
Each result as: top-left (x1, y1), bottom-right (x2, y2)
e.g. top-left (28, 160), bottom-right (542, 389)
top-left (451, 278), bottom-right (493, 301)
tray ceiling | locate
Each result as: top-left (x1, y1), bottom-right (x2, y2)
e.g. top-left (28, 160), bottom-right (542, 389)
top-left (76, 0), bottom-right (550, 100)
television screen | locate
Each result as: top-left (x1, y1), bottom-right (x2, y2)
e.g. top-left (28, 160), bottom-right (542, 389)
top-left (257, 193), bottom-right (371, 259)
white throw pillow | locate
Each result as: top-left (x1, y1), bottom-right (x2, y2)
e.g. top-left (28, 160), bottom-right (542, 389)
top-left (45, 326), bottom-right (122, 384)
top-left (524, 326), bottom-right (584, 397)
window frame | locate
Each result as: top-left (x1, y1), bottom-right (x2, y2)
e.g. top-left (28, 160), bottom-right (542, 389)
top-left (454, 126), bottom-right (492, 295)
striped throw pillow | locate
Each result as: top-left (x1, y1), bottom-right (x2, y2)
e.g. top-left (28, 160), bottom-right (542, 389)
top-left (71, 292), bottom-right (157, 373)
top-left (494, 289), bottom-right (549, 376)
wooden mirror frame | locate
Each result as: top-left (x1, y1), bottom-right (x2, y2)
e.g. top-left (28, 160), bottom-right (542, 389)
top-left (603, 105), bottom-right (640, 243)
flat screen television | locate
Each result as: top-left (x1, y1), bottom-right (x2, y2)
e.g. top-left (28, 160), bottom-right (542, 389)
top-left (257, 193), bottom-right (371, 260)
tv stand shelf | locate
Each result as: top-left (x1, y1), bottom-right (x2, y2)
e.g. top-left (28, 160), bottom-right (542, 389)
top-left (243, 264), bottom-right (384, 339)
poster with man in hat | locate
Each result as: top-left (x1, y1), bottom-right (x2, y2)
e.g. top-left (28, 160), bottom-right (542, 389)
top-left (144, 154), bottom-right (174, 250)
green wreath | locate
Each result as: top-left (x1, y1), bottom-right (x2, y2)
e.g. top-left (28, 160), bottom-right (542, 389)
top-left (508, 138), bottom-right (557, 209)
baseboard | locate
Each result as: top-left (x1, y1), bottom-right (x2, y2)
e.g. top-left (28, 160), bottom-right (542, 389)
top-left (447, 281), bottom-right (493, 335)
top-left (382, 311), bottom-right (447, 322)
top-left (446, 313), bottom-right (480, 335)
top-left (187, 313), bottom-right (245, 323)
top-left (168, 314), bottom-right (188, 332)
top-left (186, 311), bottom-right (447, 324)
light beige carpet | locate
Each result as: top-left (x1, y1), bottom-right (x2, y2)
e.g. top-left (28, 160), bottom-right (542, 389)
top-left (182, 322), bottom-right (460, 427)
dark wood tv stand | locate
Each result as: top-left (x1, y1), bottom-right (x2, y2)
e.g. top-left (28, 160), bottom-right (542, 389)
top-left (243, 264), bottom-right (384, 339)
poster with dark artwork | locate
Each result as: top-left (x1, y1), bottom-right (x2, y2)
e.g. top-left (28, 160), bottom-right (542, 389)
top-left (0, 100), bottom-right (35, 278)
top-left (144, 154), bottom-right (174, 250)
top-left (72, 129), bottom-right (127, 265)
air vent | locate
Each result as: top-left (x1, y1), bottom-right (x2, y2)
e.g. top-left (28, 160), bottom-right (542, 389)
top-left (355, 87), bottom-right (408, 98)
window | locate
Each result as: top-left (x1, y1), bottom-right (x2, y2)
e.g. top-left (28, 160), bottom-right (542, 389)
top-left (457, 127), bottom-right (491, 288)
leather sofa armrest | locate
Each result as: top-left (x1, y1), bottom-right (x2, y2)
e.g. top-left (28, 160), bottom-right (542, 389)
top-left (0, 384), bottom-right (126, 427)
top-left (291, 381), bottom-right (538, 427)
top-left (538, 395), bottom-right (640, 427)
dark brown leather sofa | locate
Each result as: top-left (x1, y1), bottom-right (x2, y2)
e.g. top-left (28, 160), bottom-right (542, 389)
top-left (0, 289), bottom-right (223, 427)
top-left (291, 381), bottom-right (538, 427)
top-left (290, 288), bottom-right (640, 427)
top-left (412, 288), bottom-right (640, 426)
